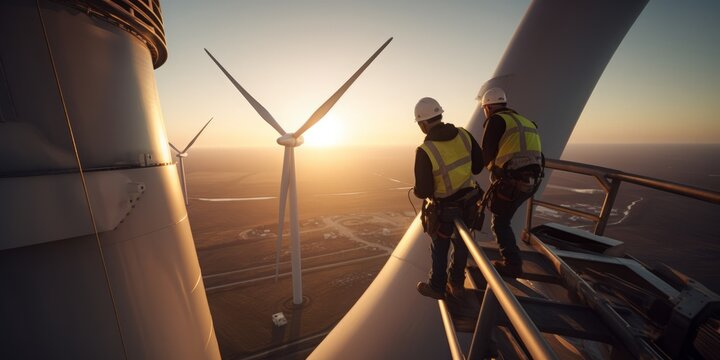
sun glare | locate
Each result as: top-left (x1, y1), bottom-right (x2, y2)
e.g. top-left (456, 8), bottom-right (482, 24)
top-left (303, 116), bottom-right (345, 147)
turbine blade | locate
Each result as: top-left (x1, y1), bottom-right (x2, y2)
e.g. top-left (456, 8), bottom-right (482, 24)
top-left (275, 147), bottom-right (292, 282)
top-left (204, 49), bottom-right (286, 135)
top-left (293, 37), bottom-right (393, 138)
top-left (182, 117), bottom-right (214, 153)
top-left (169, 142), bottom-right (182, 154)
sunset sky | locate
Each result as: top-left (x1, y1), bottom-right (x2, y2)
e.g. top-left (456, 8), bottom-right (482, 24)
top-left (155, 1), bottom-right (720, 148)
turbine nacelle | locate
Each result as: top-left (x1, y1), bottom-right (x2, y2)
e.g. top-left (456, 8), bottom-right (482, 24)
top-left (276, 133), bottom-right (304, 147)
top-left (176, 153), bottom-right (189, 158)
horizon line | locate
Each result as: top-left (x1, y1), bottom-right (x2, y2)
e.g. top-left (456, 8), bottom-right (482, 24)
top-left (187, 142), bottom-right (720, 150)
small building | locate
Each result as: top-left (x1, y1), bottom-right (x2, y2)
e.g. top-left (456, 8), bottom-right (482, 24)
top-left (272, 312), bottom-right (287, 327)
top-left (382, 228), bottom-right (391, 236)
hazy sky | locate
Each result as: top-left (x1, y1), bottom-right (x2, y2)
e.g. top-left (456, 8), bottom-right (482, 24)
top-left (155, 1), bottom-right (720, 148)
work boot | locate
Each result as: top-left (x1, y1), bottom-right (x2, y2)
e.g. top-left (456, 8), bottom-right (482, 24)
top-left (417, 282), bottom-right (445, 300)
top-left (492, 258), bottom-right (523, 278)
top-left (446, 282), bottom-right (466, 299)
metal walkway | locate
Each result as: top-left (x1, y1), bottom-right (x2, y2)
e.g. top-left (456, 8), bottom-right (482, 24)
top-left (434, 159), bottom-right (720, 359)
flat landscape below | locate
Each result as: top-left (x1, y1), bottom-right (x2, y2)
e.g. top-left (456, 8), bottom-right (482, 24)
top-left (184, 145), bottom-right (720, 359)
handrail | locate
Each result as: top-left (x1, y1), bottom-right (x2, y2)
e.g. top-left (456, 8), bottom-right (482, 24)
top-left (545, 159), bottom-right (720, 204)
top-left (532, 159), bottom-right (720, 235)
top-left (607, 172), bottom-right (720, 204)
top-left (438, 158), bottom-right (720, 358)
top-left (438, 300), bottom-right (465, 360)
top-left (454, 219), bottom-right (558, 360)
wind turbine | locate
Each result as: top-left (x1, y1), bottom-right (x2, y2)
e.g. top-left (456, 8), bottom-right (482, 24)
top-left (205, 38), bottom-right (392, 305)
top-left (169, 117), bottom-right (213, 206)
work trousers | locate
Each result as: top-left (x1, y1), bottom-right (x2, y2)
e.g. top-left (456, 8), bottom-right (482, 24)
top-left (489, 188), bottom-right (533, 261)
top-left (429, 230), bottom-right (469, 292)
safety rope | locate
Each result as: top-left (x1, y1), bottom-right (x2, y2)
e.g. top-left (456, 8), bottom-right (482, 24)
top-left (408, 187), bottom-right (418, 215)
top-left (36, 1), bottom-right (129, 358)
top-left (466, 180), bottom-right (499, 236)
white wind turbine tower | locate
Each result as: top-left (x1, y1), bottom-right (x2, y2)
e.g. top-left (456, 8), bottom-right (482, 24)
top-left (205, 38), bottom-right (392, 305)
top-left (169, 117), bottom-right (213, 206)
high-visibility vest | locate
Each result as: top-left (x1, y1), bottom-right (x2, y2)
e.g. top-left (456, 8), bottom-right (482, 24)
top-left (489, 111), bottom-right (542, 171)
top-left (419, 128), bottom-right (476, 199)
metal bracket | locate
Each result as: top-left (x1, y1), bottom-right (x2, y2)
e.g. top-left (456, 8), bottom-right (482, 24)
top-left (0, 171), bottom-right (146, 250)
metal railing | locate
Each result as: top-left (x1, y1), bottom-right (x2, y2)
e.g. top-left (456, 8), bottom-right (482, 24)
top-left (438, 299), bottom-right (465, 360)
top-left (519, 158), bottom-right (720, 359)
top-left (526, 159), bottom-right (720, 236)
top-left (437, 158), bottom-right (720, 359)
top-left (438, 219), bottom-right (558, 360)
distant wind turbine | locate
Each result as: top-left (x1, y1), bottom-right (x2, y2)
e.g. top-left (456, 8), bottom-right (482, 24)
top-left (205, 38), bottom-right (392, 305)
top-left (169, 117), bottom-right (213, 206)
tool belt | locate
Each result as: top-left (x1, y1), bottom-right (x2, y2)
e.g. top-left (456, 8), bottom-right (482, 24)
top-left (421, 186), bottom-right (484, 237)
top-left (492, 164), bottom-right (543, 202)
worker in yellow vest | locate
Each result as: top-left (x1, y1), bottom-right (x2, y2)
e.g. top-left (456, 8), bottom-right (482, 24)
top-left (480, 88), bottom-right (544, 277)
top-left (413, 97), bottom-right (484, 300)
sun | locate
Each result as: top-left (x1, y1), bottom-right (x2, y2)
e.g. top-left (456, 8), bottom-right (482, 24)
top-left (303, 115), bottom-right (345, 147)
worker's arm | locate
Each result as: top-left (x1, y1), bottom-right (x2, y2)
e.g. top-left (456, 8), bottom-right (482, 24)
top-left (467, 131), bottom-right (484, 175)
top-left (413, 148), bottom-right (434, 199)
top-left (481, 115), bottom-right (505, 168)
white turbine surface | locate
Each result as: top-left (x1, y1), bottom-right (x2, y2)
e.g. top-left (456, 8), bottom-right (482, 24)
top-left (169, 117), bottom-right (213, 206)
top-left (206, 38), bottom-right (392, 305)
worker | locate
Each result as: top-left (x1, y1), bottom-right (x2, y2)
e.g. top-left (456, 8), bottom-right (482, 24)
top-left (413, 97), bottom-right (484, 300)
top-left (480, 87), bottom-right (543, 277)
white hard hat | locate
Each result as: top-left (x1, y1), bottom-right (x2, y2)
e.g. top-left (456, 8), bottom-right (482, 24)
top-left (414, 97), bottom-right (444, 122)
top-left (480, 88), bottom-right (507, 106)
